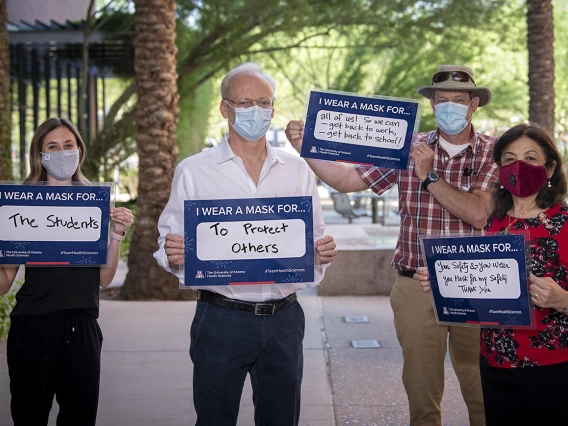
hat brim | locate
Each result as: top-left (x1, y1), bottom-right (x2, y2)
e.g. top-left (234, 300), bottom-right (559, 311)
top-left (416, 85), bottom-right (491, 107)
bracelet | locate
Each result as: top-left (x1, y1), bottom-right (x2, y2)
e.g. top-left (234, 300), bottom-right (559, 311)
top-left (110, 230), bottom-right (127, 241)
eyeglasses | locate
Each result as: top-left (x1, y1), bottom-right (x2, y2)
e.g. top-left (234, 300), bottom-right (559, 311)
top-left (432, 71), bottom-right (476, 86)
top-left (224, 97), bottom-right (275, 109)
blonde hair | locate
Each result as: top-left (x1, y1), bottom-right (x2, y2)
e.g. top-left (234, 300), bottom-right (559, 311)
top-left (25, 117), bottom-right (90, 183)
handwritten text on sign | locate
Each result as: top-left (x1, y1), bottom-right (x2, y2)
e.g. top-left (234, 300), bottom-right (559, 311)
top-left (0, 205), bottom-right (101, 241)
top-left (434, 259), bottom-right (520, 299)
top-left (197, 219), bottom-right (306, 261)
top-left (185, 196), bottom-right (314, 286)
top-left (314, 110), bottom-right (407, 149)
top-left (428, 240), bottom-right (522, 299)
top-left (421, 233), bottom-right (530, 326)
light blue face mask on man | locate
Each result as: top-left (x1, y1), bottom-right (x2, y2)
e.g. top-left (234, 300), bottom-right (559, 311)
top-left (434, 101), bottom-right (473, 135)
top-left (226, 103), bottom-right (273, 141)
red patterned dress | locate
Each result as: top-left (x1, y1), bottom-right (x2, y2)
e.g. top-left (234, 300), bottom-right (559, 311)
top-left (480, 202), bottom-right (568, 367)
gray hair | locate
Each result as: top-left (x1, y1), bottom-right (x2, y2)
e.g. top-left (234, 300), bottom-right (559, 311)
top-left (220, 62), bottom-right (276, 99)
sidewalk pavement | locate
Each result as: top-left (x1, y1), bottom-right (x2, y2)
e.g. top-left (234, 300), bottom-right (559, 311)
top-left (0, 285), bottom-right (333, 426)
top-left (0, 207), bottom-right (473, 425)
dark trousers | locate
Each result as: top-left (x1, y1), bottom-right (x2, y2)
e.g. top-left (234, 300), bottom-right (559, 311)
top-left (480, 356), bottom-right (568, 424)
top-left (7, 310), bottom-right (103, 426)
top-left (190, 298), bottom-right (305, 426)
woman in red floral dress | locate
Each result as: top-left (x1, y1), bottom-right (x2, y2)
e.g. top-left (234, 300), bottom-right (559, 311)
top-left (416, 123), bottom-right (568, 424)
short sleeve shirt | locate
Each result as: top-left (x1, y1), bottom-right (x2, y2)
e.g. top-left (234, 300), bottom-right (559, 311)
top-left (356, 128), bottom-right (498, 271)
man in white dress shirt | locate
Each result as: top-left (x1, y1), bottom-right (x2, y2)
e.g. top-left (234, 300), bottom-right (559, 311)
top-left (154, 62), bottom-right (337, 426)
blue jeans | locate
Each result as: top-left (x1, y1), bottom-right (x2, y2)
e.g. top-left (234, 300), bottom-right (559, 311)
top-left (190, 298), bottom-right (305, 426)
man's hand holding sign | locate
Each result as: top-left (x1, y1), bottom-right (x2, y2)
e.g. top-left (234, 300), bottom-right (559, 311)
top-left (164, 232), bottom-right (336, 267)
top-left (153, 63), bottom-right (337, 425)
top-left (175, 197), bottom-right (335, 287)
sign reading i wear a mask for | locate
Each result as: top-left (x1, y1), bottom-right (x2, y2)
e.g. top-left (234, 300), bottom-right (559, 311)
top-left (301, 89), bottom-right (421, 169)
top-left (420, 233), bottom-right (533, 328)
top-left (183, 197), bottom-right (315, 287)
top-left (0, 183), bottom-right (113, 265)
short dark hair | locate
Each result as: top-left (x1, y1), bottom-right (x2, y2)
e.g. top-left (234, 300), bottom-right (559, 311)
top-left (491, 123), bottom-right (567, 220)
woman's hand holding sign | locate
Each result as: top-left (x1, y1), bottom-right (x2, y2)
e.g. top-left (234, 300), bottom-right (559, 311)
top-left (110, 206), bottom-right (134, 235)
top-left (101, 206), bottom-right (135, 288)
top-left (315, 235), bottom-right (337, 265)
top-left (529, 274), bottom-right (568, 312)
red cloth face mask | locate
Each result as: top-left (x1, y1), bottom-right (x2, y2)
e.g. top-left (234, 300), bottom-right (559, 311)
top-left (499, 160), bottom-right (548, 198)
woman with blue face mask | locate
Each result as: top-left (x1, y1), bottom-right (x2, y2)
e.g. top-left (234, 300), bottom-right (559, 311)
top-left (0, 117), bottom-right (134, 426)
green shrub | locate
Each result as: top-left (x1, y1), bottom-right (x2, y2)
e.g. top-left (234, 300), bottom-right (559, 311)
top-left (0, 276), bottom-right (23, 341)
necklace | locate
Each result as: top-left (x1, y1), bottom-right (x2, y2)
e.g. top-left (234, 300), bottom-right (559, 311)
top-left (505, 207), bottom-right (532, 233)
top-left (505, 216), bottom-right (522, 234)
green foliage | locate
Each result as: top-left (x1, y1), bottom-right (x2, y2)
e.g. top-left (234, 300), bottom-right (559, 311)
top-left (93, 0), bottom-right (516, 165)
top-left (177, 79), bottom-right (216, 158)
top-left (254, 0), bottom-right (526, 135)
top-left (0, 276), bottom-right (22, 341)
top-left (555, 0), bottom-right (568, 142)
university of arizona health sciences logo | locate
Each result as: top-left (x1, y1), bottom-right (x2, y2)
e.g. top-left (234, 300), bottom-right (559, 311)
top-left (443, 307), bottom-right (449, 315)
top-left (195, 270), bottom-right (204, 279)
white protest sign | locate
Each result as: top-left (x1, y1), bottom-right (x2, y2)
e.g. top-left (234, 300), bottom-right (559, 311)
top-left (314, 110), bottom-right (407, 149)
top-left (434, 259), bottom-right (521, 299)
top-left (0, 205), bottom-right (102, 242)
top-left (196, 219), bottom-right (306, 261)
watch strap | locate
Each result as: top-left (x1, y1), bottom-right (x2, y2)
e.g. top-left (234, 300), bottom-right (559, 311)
top-left (422, 172), bottom-right (439, 190)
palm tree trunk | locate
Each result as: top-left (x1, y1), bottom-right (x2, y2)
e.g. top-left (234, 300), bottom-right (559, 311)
top-left (121, 0), bottom-right (194, 300)
top-left (527, 0), bottom-right (555, 135)
top-left (0, 0), bottom-right (11, 180)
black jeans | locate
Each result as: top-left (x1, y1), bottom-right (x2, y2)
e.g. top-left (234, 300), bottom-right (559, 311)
top-left (7, 310), bottom-right (103, 426)
top-left (480, 355), bottom-right (568, 424)
top-left (190, 298), bottom-right (305, 426)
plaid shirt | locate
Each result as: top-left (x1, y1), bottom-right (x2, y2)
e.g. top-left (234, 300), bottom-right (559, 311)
top-left (356, 127), bottom-right (498, 271)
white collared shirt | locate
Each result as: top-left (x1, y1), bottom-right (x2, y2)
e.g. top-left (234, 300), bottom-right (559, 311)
top-left (153, 134), bottom-right (329, 302)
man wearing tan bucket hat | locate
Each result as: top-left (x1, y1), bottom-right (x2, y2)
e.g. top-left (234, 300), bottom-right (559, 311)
top-left (286, 65), bottom-right (499, 425)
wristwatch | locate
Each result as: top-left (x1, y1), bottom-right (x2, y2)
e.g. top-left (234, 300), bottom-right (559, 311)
top-left (422, 171), bottom-right (440, 190)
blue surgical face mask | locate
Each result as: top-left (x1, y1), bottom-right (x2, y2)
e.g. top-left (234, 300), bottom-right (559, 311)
top-left (434, 101), bottom-right (473, 135)
top-left (225, 102), bottom-right (272, 141)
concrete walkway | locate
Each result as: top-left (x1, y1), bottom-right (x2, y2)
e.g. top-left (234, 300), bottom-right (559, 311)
top-left (0, 207), bottom-right (473, 425)
top-left (0, 285), bottom-right (334, 426)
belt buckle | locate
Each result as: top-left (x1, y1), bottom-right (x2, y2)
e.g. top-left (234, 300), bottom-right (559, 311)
top-left (254, 303), bottom-right (276, 316)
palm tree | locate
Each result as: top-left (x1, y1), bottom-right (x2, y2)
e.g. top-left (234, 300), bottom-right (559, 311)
top-left (527, 0), bottom-right (555, 135)
top-left (0, 0), bottom-right (11, 180)
top-left (121, 0), bottom-right (193, 300)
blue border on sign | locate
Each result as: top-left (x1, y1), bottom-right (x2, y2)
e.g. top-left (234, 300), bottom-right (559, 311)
top-left (183, 197), bottom-right (315, 287)
top-left (0, 184), bottom-right (111, 265)
top-left (421, 234), bottom-right (532, 327)
top-left (301, 89), bottom-right (420, 169)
